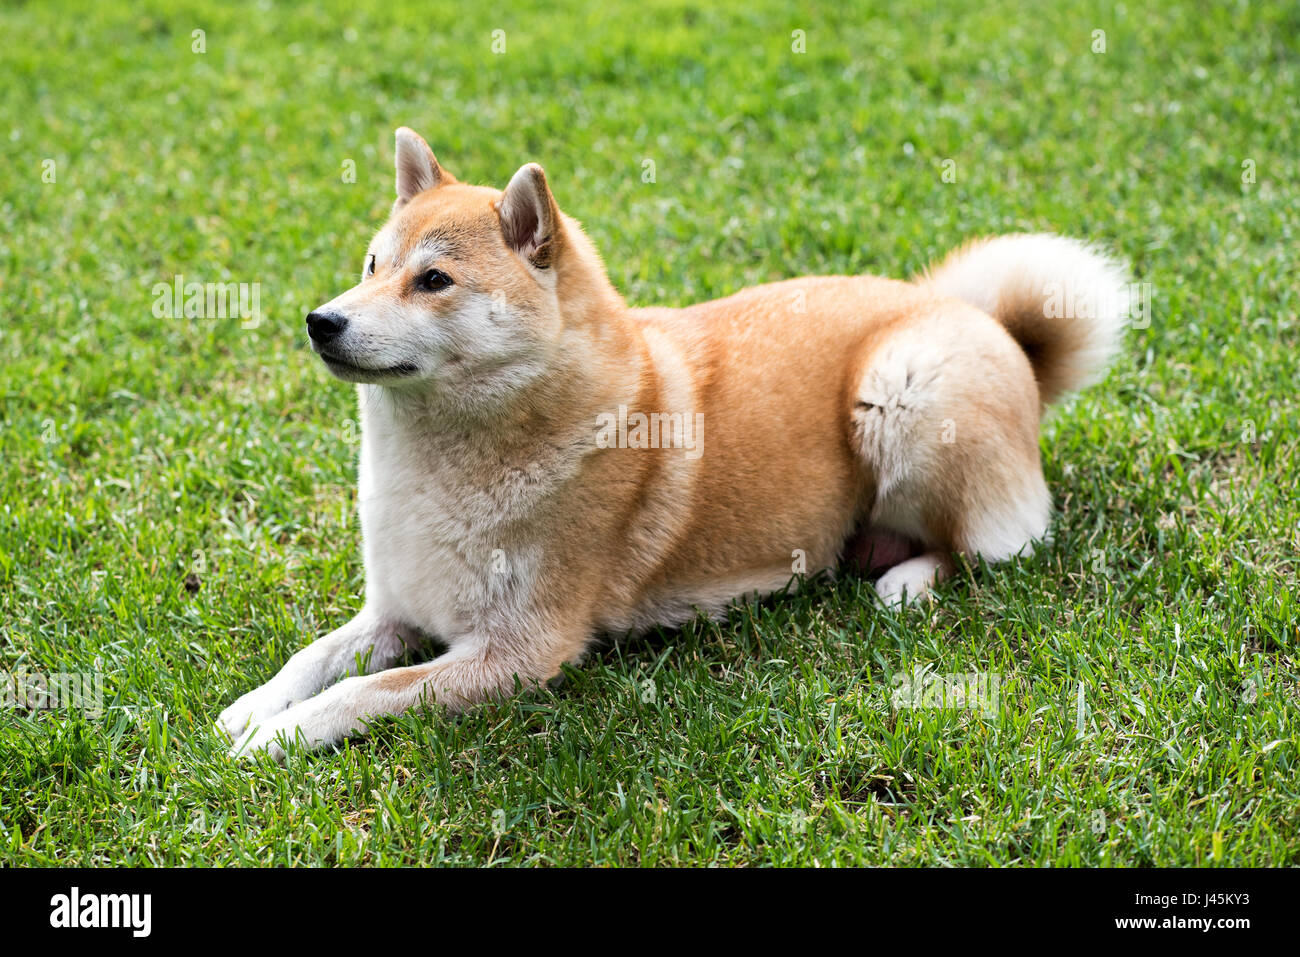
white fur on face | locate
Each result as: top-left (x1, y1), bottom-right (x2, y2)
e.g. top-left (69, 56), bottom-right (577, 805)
top-left (310, 235), bottom-right (560, 404)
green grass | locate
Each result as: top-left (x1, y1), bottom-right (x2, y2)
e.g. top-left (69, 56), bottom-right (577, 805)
top-left (1, 0), bottom-right (1297, 866)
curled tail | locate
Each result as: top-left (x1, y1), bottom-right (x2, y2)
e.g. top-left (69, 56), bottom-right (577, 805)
top-left (920, 233), bottom-right (1129, 404)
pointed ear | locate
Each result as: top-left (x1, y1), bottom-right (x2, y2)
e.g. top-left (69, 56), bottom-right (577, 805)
top-left (394, 127), bottom-right (451, 203)
top-left (497, 163), bottom-right (562, 268)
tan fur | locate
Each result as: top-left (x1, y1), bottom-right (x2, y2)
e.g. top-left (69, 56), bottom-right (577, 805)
top-left (219, 129), bottom-right (1127, 759)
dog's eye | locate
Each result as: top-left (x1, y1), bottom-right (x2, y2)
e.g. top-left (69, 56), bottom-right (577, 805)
top-left (364, 254), bottom-right (376, 277)
top-left (418, 269), bottom-right (454, 292)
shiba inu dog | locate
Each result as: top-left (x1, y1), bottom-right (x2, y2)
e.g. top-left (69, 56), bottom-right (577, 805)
top-left (219, 127), bottom-right (1127, 760)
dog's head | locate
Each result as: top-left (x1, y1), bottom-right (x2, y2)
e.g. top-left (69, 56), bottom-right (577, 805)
top-left (307, 128), bottom-right (584, 404)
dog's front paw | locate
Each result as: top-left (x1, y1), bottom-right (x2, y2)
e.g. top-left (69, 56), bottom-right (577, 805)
top-left (227, 681), bottom-right (360, 762)
top-left (217, 681), bottom-right (297, 743)
top-left (229, 720), bottom-right (292, 763)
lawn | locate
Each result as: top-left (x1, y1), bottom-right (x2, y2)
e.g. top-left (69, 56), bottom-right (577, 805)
top-left (1, 0), bottom-right (1297, 866)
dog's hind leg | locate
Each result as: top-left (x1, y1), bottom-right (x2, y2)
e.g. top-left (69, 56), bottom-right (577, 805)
top-left (848, 307), bottom-right (1050, 606)
top-left (218, 605), bottom-right (414, 742)
top-left (874, 552), bottom-right (956, 607)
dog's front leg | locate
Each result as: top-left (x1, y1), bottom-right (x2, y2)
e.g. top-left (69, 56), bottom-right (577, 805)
top-left (218, 606), bottom-right (412, 746)
top-left (229, 636), bottom-right (558, 761)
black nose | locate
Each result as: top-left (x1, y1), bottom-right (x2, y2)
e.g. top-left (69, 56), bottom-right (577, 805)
top-left (306, 310), bottom-right (347, 344)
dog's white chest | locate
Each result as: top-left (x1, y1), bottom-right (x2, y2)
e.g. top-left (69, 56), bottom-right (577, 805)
top-left (353, 398), bottom-right (579, 642)
top-left (357, 461), bottom-right (483, 641)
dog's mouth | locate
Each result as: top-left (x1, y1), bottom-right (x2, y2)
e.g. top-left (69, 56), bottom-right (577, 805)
top-left (316, 350), bottom-right (419, 381)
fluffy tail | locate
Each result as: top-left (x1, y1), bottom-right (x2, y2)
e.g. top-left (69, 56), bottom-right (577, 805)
top-left (920, 233), bottom-right (1129, 404)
